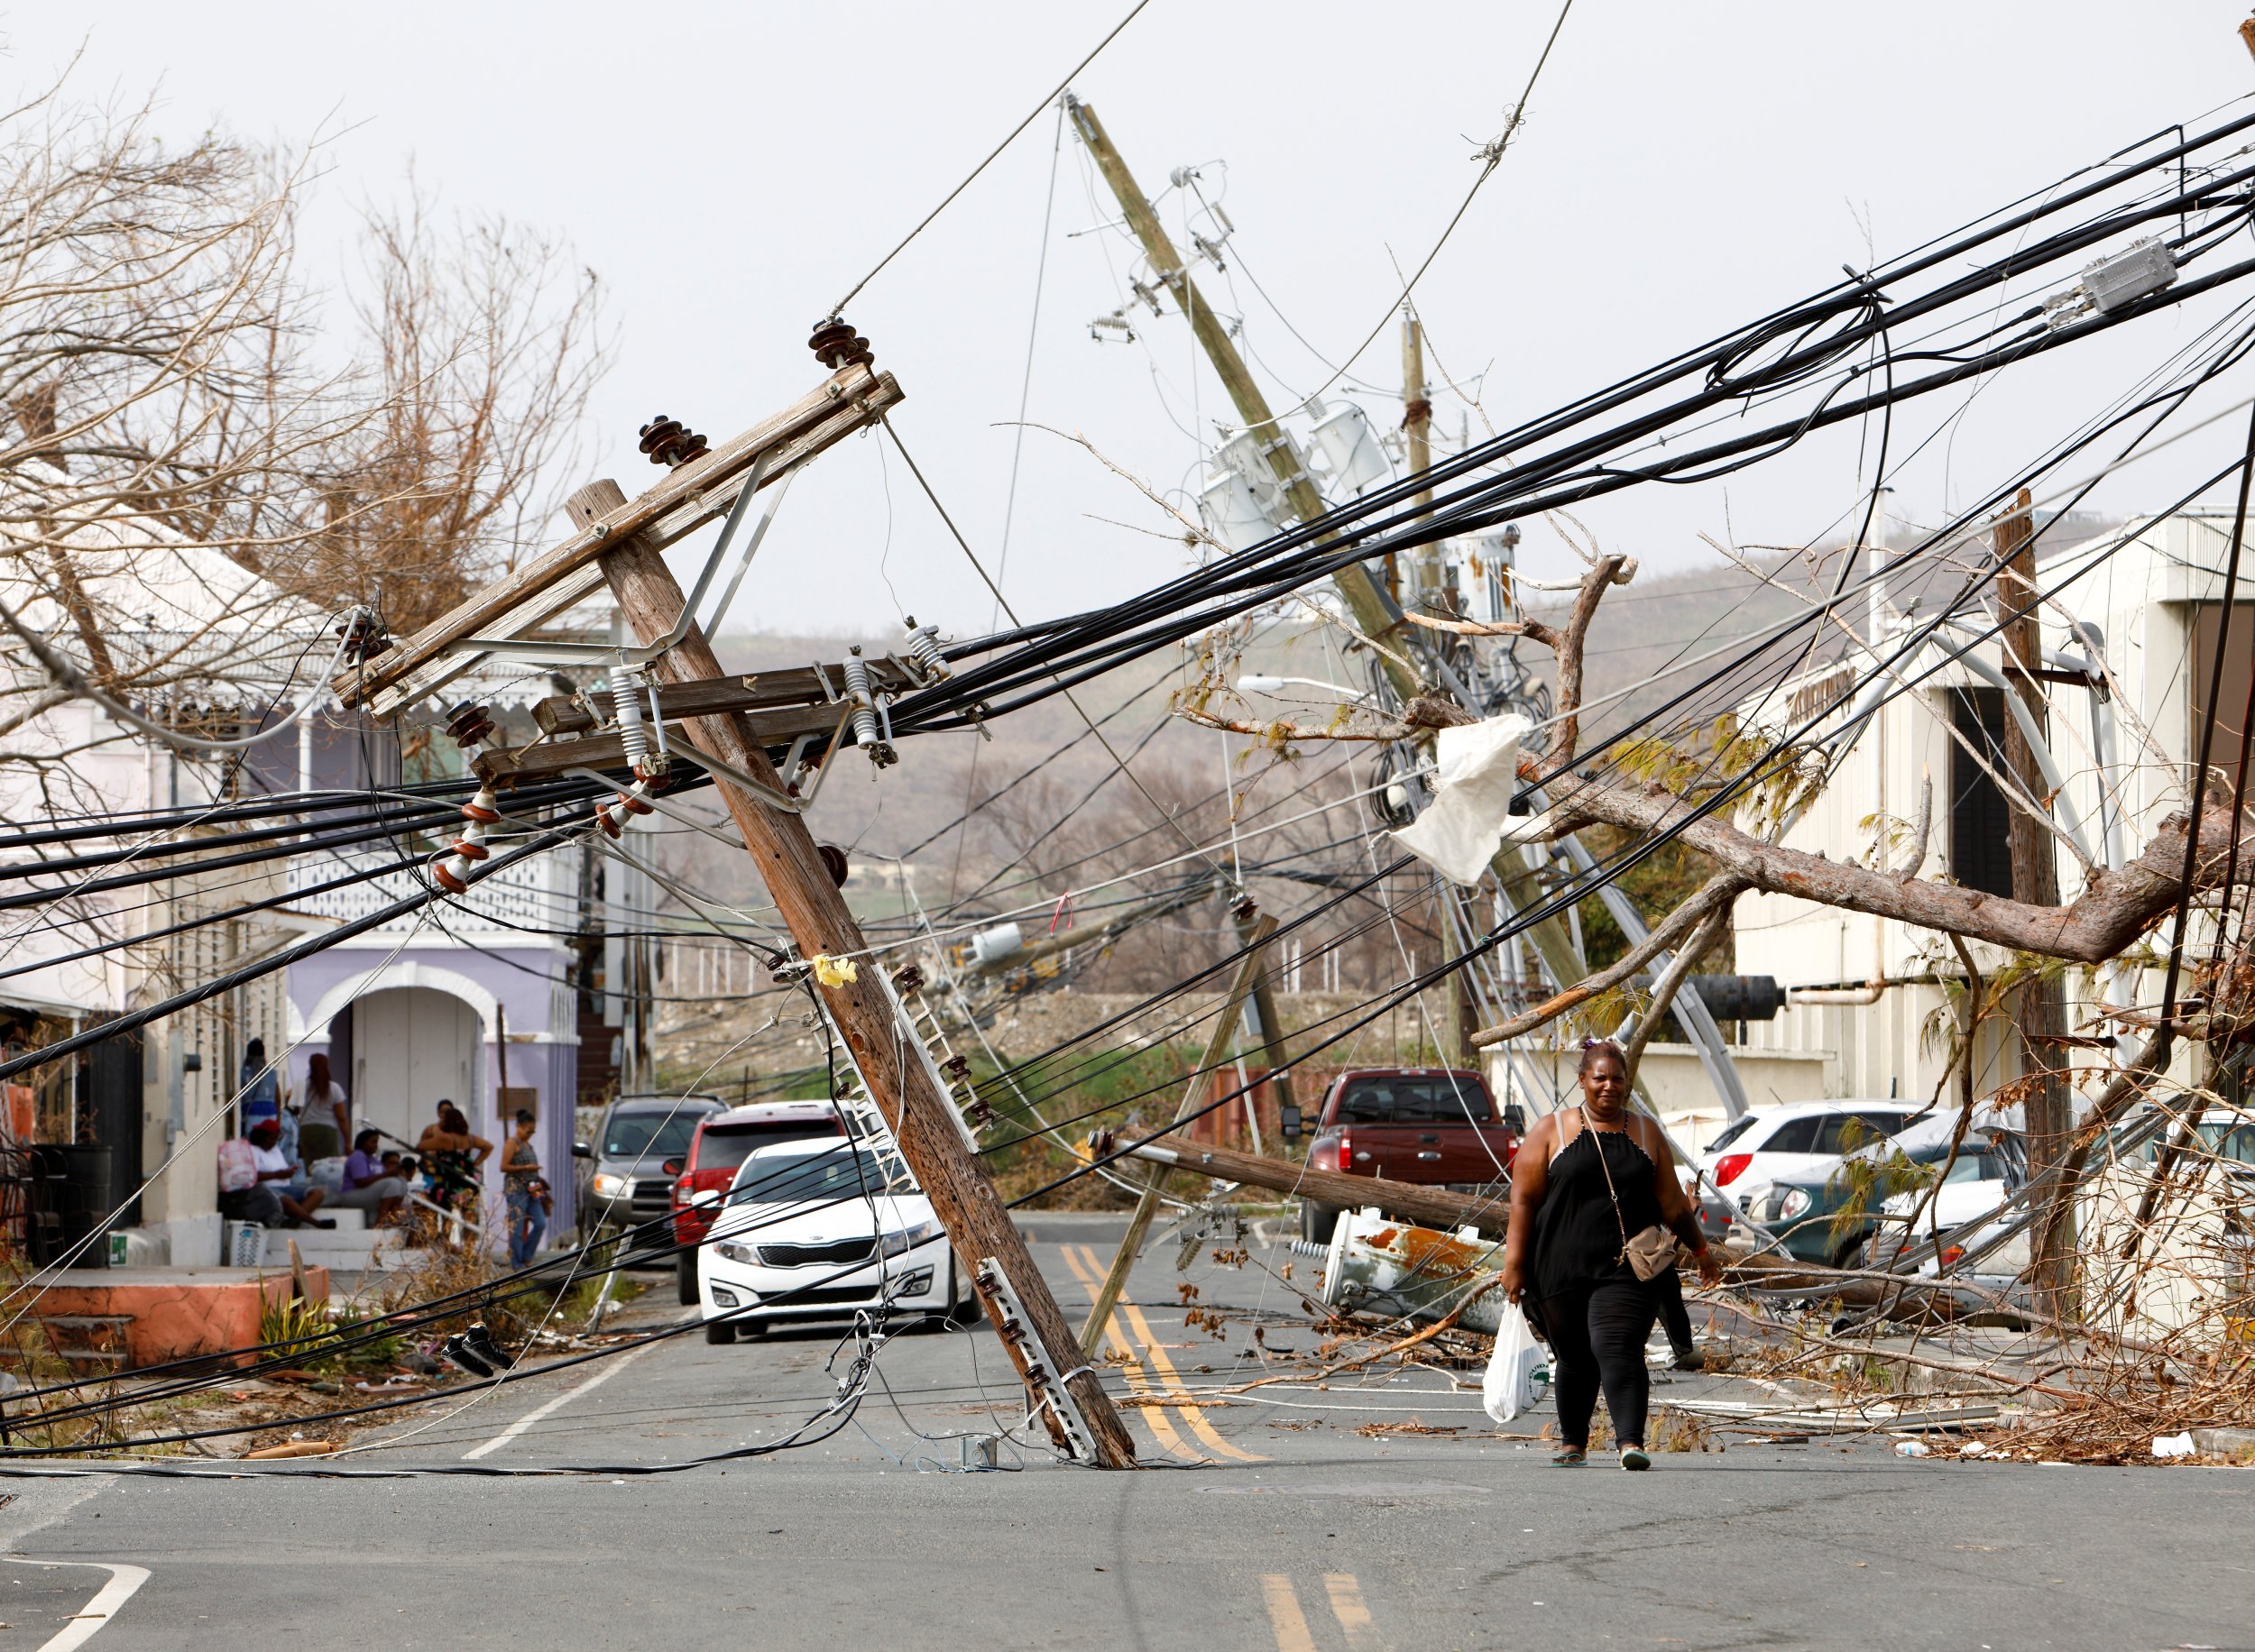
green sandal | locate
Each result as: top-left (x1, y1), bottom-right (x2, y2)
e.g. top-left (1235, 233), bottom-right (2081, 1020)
top-left (1619, 1446), bottom-right (1651, 1471)
top-left (1551, 1447), bottom-right (1587, 1466)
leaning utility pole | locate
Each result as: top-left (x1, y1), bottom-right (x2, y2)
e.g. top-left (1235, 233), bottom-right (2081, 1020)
top-left (582, 473), bottom-right (1137, 1468)
top-left (1066, 93), bottom-right (1632, 1083)
top-left (1064, 94), bottom-right (1415, 702)
top-left (335, 353), bottom-right (1137, 1468)
top-left (1996, 487), bottom-right (2073, 1312)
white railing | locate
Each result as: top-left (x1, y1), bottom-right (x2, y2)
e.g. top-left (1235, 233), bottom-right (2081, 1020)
top-left (286, 845), bottom-right (576, 938)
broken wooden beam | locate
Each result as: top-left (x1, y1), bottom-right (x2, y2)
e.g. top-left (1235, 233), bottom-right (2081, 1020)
top-left (527, 659), bottom-right (917, 737)
top-left (334, 363), bottom-right (905, 716)
top-left (1121, 1137), bottom-right (1510, 1236)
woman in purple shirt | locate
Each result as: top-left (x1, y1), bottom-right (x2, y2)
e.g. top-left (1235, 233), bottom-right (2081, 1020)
top-left (333, 1129), bottom-right (409, 1225)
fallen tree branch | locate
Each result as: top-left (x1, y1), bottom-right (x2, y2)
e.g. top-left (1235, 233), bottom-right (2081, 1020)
top-left (1471, 872), bottom-right (1744, 1047)
top-left (1543, 773), bottom-right (2255, 963)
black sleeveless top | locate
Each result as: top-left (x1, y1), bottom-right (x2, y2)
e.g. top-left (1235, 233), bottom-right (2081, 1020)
top-left (1532, 1114), bottom-right (1669, 1300)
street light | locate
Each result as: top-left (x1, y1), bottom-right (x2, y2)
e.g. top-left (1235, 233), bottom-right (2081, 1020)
top-left (1236, 675), bottom-right (1366, 699)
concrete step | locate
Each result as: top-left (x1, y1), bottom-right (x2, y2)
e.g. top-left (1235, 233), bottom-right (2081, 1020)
top-left (251, 1223), bottom-right (410, 1271)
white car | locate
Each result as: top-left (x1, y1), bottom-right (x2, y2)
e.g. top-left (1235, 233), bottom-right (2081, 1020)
top-left (1867, 1143), bottom-right (2017, 1267)
top-left (697, 1139), bottom-right (975, 1342)
top-left (1691, 1100), bottom-right (1918, 1219)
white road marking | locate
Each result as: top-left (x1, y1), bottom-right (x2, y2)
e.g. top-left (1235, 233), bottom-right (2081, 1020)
top-left (0, 1558), bottom-right (151, 1650)
top-left (462, 1345), bottom-right (648, 1460)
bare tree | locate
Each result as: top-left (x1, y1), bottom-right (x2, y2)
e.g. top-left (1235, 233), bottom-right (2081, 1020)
top-left (282, 187), bottom-right (609, 636)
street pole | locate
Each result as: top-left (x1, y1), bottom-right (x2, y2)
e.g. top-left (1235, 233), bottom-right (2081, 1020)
top-left (577, 478), bottom-right (1138, 1469)
top-left (1232, 909), bottom-right (1296, 1126)
top-left (1064, 94), bottom-right (1415, 702)
top-left (1995, 486), bottom-right (2073, 1313)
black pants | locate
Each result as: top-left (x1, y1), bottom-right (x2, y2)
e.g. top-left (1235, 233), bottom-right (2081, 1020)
top-left (1540, 1275), bottom-right (1655, 1450)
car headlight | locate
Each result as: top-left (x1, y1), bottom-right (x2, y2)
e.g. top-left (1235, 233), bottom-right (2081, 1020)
top-left (715, 1241), bottom-right (754, 1264)
top-left (1778, 1188), bottom-right (1811, 1220)
top-left (880, 1219), bottom-right (941, 1259)
top-left (591, 1172), bottom-right (629, 1199)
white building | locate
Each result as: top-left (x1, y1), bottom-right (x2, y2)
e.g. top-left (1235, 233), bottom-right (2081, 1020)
top-left (1732, 508), bottom-right (2251, 1110)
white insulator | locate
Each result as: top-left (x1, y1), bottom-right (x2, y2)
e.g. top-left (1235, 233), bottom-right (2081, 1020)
top-left (903, 616), bottom-right (951, 683)
top-left (842, 648), bottom-right (895, 765)
top-left (609, 670), bottom-right (651, 772)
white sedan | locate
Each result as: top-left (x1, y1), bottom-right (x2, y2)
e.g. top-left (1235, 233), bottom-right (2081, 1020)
top-left (695, 1139), bottom-right (976, 1342)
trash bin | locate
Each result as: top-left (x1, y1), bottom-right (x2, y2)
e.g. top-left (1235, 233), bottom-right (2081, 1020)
top-left (26, 1145), bottom-right (114, 1270)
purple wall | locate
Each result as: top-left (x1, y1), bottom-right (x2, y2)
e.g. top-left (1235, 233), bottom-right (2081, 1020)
top-left (286, 943), bottom-right (580, 1237)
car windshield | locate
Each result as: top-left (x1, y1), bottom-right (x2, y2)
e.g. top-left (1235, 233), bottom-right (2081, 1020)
top-left (729, 1149), bottom-right (914, 1206)
top-left (1705, 1116), bottom-right (1758, 1153)
top-left (696, 1121), bottom-right (838, 1172)
top-left (1939, 1152), bottom-right (1996, 1184)
top-left (604, 1110), bottom-right (705, 1159)
top-left (1334, 1077), bottom-right (1490, 1124)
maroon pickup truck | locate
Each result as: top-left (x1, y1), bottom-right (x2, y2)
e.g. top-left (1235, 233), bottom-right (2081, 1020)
top-left (1288, 1067), bottom-right (1520, 1244)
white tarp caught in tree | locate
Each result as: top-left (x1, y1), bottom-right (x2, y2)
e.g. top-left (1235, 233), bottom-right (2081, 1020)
top-left (1388, 712), bottom-right (1547, 885)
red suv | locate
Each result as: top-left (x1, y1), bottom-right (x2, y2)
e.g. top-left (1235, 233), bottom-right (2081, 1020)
top-left (1290, 1068), bottom-right (1518, 1244)
top-left (667, 1101), bottom-right (846, 1301)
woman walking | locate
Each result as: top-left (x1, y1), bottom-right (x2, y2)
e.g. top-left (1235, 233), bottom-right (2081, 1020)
top-left (499, 1109), bottom-right (548, 1269)
top-left (1500, 1040), bottom-right (1721, 1469)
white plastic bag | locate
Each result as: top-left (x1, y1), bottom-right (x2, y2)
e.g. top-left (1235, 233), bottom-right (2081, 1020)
top-left (1483, 1297), bottom-right (1544, 1423)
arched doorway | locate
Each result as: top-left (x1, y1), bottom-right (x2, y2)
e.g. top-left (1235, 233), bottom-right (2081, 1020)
top-left (350, 987), bottom-right (481, 1152)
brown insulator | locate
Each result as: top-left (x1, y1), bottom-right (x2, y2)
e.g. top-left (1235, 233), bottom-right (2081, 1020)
top-left (1230, 894), bottom-right (1260, 923)
top-left (941, 1053), bottom-right (971, 1082)
top-left (338, 613), bottom-right (390, 663)
top-left (429, 854), bottom-right (468, 895)
top-left (808, 317), bottom-right (874, 372)
top-left (891, 963), bottom-right (925, 996)
top-left (815, 843), bottom-right (849, 886)
top-left (445, 702), bottom-right (494, 748)
top-left (637, 415), bottom-right (709, 469)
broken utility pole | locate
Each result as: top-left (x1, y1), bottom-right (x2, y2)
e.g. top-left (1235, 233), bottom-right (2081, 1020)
top-left (1064, 93), bottom-right (1416, 703)
top-left (339, 349), bottom-right (1137, 1468)
top-left (583, 468), bottom-right (1137, 1469)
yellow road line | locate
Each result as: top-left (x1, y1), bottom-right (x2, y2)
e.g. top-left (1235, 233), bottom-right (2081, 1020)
top-left (1261, 1574), bottom-right (1318, 1652)
top-left (1104, 1276), bottom-right (1267, 1464)
top-left (1325, 1573), bottom-right (1385, 1650)
top-left (1054, 1244), bottom-right (1201, 1463)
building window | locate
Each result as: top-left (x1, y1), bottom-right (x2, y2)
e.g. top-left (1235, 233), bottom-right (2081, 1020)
top-left (1949, 686), bottom-right (2015, 898)
top-left (2190, 601), bottom-right (2255, 798)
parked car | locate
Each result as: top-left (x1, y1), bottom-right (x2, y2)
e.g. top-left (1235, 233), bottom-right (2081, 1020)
top-left (667, 1100), bottom-right (847, 1302)
top-left (1755, 1124), bottom-right (2017, 1268)
top-left (1691, 1100), bottom-right (1919, 1221)
top-left (699, 1139), bottom-right (975, 1340)
top-left (1288, 1068), bottom-right (1518, 1245)
top-left (583, 1093), bottom-right (723, 1253)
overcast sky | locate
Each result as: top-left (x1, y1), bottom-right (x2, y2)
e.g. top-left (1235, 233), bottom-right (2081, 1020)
top-left (14, 3), bottom-right (2255, 639)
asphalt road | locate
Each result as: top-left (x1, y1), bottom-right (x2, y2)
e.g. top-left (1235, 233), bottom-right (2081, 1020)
top-left (0, 1220), bottom-right (2246, 1650)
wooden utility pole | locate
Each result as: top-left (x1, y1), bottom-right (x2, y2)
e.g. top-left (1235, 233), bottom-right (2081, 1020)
top-left (1995, 487), bottom-right (2073, 1312)
top-left (1079, 918), bottom-right (1274, 1355)
top-left (1403, 308), bottom-right (1476, 1066)
top-left (1232, 910), bottom-right (1295, 1126)
top-left (1066, 97), bottom-right (1663, 1105)
top-left (1065, 94), bottom-right (1414, 702)
top-left (1401, 309), bottom-right (1436, 608)
top-left (577, 480), bottom-right (1138, 1469)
